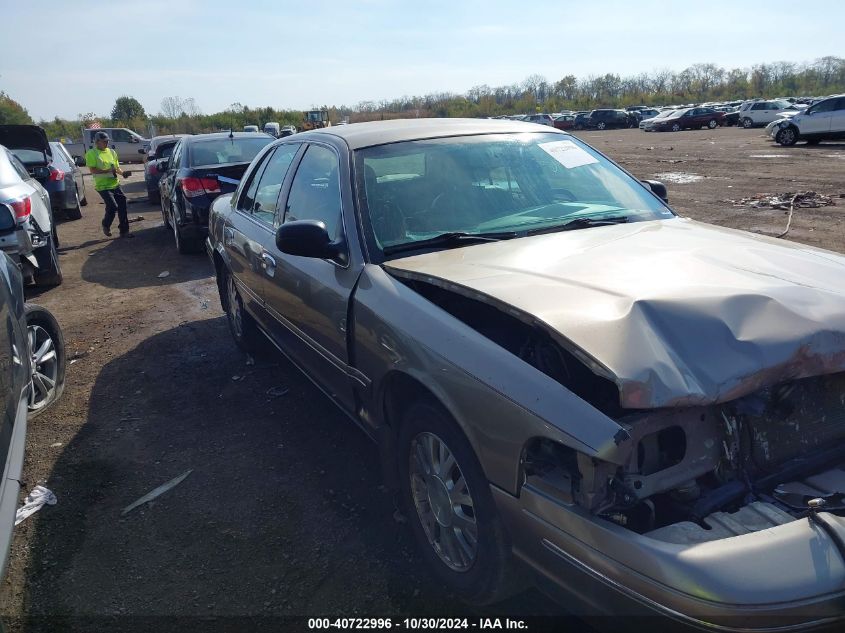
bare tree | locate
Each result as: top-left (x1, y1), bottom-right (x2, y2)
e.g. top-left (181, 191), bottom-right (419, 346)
top-left (160, 96), bottom-right (184, 119)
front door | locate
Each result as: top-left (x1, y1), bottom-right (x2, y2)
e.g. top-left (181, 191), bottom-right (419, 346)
top-left (263, 143), bottom-right (362, 414)
top-left (224, 143), bottom-right (301, 332)
top-left (110, 129), bottom-right (139, 162)
top-left (802, 98), bottom-right (837, 135)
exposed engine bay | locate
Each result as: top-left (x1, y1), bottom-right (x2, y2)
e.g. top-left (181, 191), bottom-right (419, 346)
top-left (525, 371), bottom-right (845, 544)
top-left (397, 275), bottom-right (845, 545)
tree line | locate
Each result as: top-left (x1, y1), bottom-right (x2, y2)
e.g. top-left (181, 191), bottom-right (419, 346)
top-left (2, 56), bottom-right (843, 140)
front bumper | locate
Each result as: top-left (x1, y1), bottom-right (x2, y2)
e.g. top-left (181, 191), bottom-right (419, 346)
top-left (493, 485), bottom-right (845, 631)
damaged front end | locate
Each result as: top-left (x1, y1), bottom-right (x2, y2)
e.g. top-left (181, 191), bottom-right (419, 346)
top-left (524, 372), bottom-right (845, 544)
top-left (384, 266), bottom-right (845, 628)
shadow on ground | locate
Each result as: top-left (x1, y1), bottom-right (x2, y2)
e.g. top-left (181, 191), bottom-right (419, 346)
top-left (80, 225), bottom-right (211, 290)
top-left (14, 318), bottom-right (563, 632)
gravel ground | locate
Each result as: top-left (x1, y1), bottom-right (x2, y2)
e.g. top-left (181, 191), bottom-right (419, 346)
top-left (1, 126), bottom-right (843, 632)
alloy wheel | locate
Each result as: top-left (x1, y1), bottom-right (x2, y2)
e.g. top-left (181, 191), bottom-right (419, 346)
top-left (227, 275), bottom-right (244, 339)
top-left (708, 119), bottom-right (717, 128)
top-left (27, 324), bottom-right (58, 413)
top-left (742, 117), bottom-right (753, 128)
top-left (778, 127), bottom-right (797, 146)
top-left (409, 431), bottom-right (478, 572)
top-left (672, 123), bottom-right (681, 132)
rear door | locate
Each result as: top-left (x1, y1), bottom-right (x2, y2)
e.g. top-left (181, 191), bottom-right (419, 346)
top-left (160, 140), bottom-right (183, 214)
top-left (224, 143), bottom-right (301, 331)
top-left (263, 142), bottom-right (363, 414)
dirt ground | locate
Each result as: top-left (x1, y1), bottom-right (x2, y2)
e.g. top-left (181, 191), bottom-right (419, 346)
top-left (1, 126), bottom-right (843, 631)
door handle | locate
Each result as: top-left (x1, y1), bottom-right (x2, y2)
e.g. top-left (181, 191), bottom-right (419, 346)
top-left (260, 252), bottom-right (276, 276)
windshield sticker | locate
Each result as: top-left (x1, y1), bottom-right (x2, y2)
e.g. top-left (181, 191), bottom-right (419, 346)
top-left (538, 140), bottom-right (599, 169)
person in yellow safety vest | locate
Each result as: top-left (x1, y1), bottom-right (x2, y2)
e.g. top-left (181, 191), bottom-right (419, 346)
top-left (85, 131), bottom-right (132, 238)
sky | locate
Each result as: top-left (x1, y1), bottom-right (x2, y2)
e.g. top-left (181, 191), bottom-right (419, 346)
top-left (2, 0), bottom-right (843, 121)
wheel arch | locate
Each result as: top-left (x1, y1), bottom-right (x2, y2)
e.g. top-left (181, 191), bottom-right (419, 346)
top-left (376, 368), bottom-right (470, 492)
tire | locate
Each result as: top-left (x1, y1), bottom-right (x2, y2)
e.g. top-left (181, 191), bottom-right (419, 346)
top-left (33, 235), bottom-right (63, 287)
top-left (398, 399), bottom-right (523, 604)
top-left (160, 195), bottom-right (171, 229)
top-left (742, 117), bottom-right (754, 129)
top-left (220, 267), bottom-right (262, 353)
top-left (596, 121), bottom-right (606, 130)
top-left (776, 126), bottom-right (798, 146)
top-left (171, 202), bottom-right (193, 254)
top-left (65, 186), bottom-right (83, 220)
top-left (708, 119), bottom-right (718, 129)
top-left (24, 303), bottom-right (66, 419)
top-left (671, 123), bottom-right (681, 132)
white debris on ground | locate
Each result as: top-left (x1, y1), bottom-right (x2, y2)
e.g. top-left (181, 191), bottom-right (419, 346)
top-left (724, 191), bottom-right (837, 209)
top-left (122, 470), bottom-right (193, 516)
top-left (653, 172), bottom-right (703, 184)
top-left (15, 486), bottom-right (57, 526)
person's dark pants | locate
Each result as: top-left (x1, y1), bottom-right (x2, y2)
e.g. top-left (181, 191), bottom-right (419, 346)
top-left (98, 186), bottom-right (129, 235)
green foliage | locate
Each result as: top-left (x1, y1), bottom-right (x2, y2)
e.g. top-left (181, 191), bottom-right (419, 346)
top-left (24, 56), bottom-right (845, 143)
top-left (0, 92), bottom-right (33, 125)
top-left (110, 96), bottom-right (146, 125)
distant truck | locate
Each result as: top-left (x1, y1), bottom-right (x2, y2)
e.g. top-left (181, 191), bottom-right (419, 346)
top-left (302, 110), bottom-right (330, 131)
top-left (63, 127), bottom-right (149, 163)
top-left (243, 125), bottom-right (260, 133)
top-left (263, 122), bottom-right (281, 137)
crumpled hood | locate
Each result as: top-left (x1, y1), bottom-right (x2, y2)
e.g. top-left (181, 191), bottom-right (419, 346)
top-left (385, 218), bottom-right (845, 409)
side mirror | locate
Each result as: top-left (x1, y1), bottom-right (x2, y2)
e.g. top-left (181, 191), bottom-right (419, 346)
top-left (130, 137), bottom-right (140, 143)
top-left (642, 179), bottom-right (668, 203)
top-left (74, 156), bottom-right (85, 167)
top-left (33, 166), bottom-right (50, 180)
top-left (275, 220), bottom-right (346, 262)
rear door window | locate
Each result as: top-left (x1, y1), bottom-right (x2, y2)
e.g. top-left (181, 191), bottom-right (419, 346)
top-left (111, 129), bottom-right (132, 143)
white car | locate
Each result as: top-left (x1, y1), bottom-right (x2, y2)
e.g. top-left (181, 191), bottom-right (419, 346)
top-left (766, 94), bottom-right (845, 146)
top-left (0, 145), bottom-right (62, 286)
top-left (737, 99), bottom-right (801, 128)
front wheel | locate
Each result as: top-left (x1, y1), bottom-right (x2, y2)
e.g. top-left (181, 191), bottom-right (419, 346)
top-left (776, 126), bottom-right (798, 146)
top-left (25, 304), bottom-right (66, 418)
top-left (596, 121), bottom-right (606, 130)
top-left (708, 119), bottom-right (718, 129)
top-left (671, 123), bottom-right (681, 132)
top-left (399, 400), bottom-right (522, 604)
top-left (742, 117), bottom-right (754, 129)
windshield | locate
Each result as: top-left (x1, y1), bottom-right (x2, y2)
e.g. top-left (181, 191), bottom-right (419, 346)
top-left (189, 137), bottom-right (273, 166)
top-left (357, 132), bottom-right (673, 255)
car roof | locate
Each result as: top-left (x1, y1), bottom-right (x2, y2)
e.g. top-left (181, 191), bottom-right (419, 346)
top-left (183, 132), bottom-right (271, 144)
top-left (295, 118), bottom-right (568, 150)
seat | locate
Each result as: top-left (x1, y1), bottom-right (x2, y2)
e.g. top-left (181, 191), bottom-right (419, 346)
top-left (364, 164), bottom-right (407, 245)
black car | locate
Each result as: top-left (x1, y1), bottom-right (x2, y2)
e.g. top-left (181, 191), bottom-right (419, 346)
top-left (158, 132), bottom-right (274, 254)
top-left (0, 210), bottom-right (66, 578)
top-left (0, 126), bottom-right (87, 221)
top-left (572, 112), bottom-right (591, 130)
top-left (143, 136), bottom-right (187, 204)
top-left (586, 109), bottom-right (633, 130)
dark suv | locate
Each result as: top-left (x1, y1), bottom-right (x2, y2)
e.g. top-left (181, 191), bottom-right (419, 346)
top-left (586, 109), bottom-right (633, 130)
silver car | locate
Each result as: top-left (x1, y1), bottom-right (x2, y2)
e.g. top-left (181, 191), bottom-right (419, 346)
top-left (208, 119), bottom-right (845, 631)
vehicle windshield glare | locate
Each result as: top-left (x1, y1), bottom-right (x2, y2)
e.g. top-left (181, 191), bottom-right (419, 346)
top-left (357, 133), bottom-right (673, 253)
top-left (9, 148), bottom-right (47, 165)
top-left (189, 138), bottom-right (272, 167)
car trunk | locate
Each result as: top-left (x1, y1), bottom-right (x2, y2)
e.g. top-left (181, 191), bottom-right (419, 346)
top-left (0, 125), bottom-right (52, 170)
